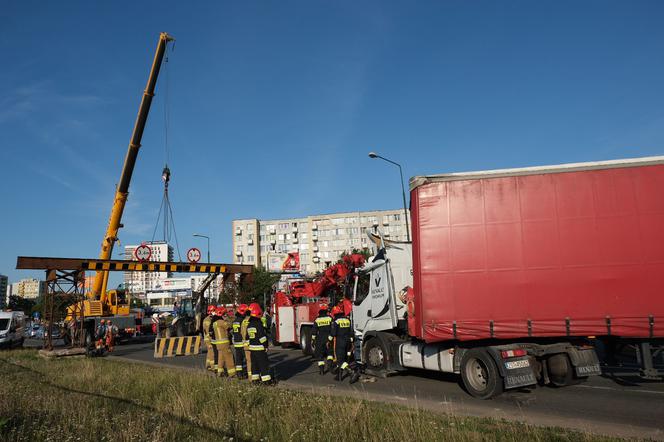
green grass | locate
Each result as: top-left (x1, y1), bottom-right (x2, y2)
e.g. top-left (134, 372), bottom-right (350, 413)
top-left (0, 349), bottom-right (619, 441)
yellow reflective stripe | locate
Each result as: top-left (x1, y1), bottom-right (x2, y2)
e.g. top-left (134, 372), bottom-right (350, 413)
top-left (248, 345), bottom-right (265, 351)
top-left (167, 338), bottom-right (176, 356)
top-left (233, 343), bottom-right (245, 348)
top-left (259, 336), bottom-right (267, 343)
top-left (176, 337), bottom-right (185, 355)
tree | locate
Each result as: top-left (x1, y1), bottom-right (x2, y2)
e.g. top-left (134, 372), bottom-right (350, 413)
top-left (248, 266), bottom-right (280, 310)
top-left (7, 295), bottom-right (37, 314)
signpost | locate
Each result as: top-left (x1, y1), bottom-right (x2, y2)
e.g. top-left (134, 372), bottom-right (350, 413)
top-left (133, 244), bottom-right (152, 262)
top-left (186, 247), bottom-right (202, 263)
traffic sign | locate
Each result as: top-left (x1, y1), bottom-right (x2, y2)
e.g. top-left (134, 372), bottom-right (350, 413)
top-left (133, 244), bottom-right (152, 262)
top-left (187, 247), bottom-right (202, 263)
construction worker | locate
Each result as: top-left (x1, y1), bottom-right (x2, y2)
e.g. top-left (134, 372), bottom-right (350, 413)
top-left (231, 304), bottom-right (249, 378)
top-left (212, 306), bottom-right (236, 378)
top-left (241, 306), bottom-right (252, 381)
top-left (312, 306), bottom-right (333, 375)
top-left (202, 305), bottom-right (215, 371)
top-left (330, 306), bottom-right (353, 381)
top-left (247, 302), bottom-right (272, 384)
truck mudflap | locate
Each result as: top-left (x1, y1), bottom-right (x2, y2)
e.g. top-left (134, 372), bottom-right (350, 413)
top-left (502, 356), bottom-right (538, 389)
top-left (568, 346), bottom-right (602, 377)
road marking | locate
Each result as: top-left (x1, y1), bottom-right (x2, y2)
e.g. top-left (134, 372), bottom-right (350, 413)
top-left (575, 385), bottom-right (664, 395)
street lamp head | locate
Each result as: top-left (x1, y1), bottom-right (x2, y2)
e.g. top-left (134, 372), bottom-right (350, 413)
top-left (368, 152), bottom-right (378, 159)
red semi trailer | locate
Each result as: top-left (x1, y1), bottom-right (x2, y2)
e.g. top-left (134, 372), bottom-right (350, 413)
top-left (352, 156), bottom-right (664, 398)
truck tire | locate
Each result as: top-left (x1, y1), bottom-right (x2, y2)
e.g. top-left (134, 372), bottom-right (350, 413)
top-left (460, 348), bottom-right (504, 399)
top-left (547, 353), bottom-right (583, 387)
top-left (300, 326), bottom-right (313, 355)
top-left (364, 337), bottom-right (388, 373)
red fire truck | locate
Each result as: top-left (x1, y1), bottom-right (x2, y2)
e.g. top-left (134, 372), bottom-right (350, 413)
top-left (270, 254), bottom-right (364, 353)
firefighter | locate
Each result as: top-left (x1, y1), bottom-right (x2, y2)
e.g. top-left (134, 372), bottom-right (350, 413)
top-left (231, 304), bottom-right (249, 378)
top-left (247, 303), bottom-right (272, 384)
top-left (241, 306), bottom-right (252, 381)
top-left (312, 306), bottom-right (333, 375)
top-left (330, 305), bottom-right (353, 381)
top-left (202, 305), bottom-right (215, 371)
top-left (212, 306), bottom-right (236, 378)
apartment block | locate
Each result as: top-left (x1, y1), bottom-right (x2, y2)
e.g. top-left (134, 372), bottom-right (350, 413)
top-left (9, 278), bottom-right (46, 300)
top-left (232, 209), bottom-right (410, 275)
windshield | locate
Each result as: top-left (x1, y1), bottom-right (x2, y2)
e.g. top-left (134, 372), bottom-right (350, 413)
top-left (0, 319), bottom-right (10, 331)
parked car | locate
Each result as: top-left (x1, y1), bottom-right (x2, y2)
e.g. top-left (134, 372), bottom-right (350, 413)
top-left (0, 311), bottom-right (26, 348)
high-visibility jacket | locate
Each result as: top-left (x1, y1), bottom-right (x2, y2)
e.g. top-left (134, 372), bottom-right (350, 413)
top-left (247, 316), bottom-right (268, 351)
top-left (312, 314), bottom-right (332, 341)
top-left (202, 315), bottom-right (213, 343)
top-left (330, 316), bottom-right (352, 342)
top-left (231, 314), bottom-right (245, 347)
top-left (241, 316), bottom-right (250, 347)
top-left (212, 318), bottom-right (232, 345)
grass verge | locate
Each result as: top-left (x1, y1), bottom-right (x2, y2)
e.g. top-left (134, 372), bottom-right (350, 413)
top-left (0, 349), bottom-right (619, 441)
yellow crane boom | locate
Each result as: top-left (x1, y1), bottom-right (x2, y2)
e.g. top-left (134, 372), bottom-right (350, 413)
top-left (91, 32), bottom-right (174, 305)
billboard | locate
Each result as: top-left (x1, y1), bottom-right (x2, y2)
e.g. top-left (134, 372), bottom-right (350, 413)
top-left (266, 252), bottom-right (301, 273)
top-left (267, 253), bottom-right (288, 273)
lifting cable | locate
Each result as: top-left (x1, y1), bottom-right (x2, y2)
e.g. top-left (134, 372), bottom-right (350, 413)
top-left (150, 45), bottom-right (183, 262)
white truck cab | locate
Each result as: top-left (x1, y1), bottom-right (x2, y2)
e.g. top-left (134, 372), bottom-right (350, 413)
top-left (0, 311), bottom-right (26, 348)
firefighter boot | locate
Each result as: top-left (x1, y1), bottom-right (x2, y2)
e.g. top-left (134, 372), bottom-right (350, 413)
top-left (318, 361), bottom-right (325, 375)
top-left (335, 368), bottom-right (342, 381)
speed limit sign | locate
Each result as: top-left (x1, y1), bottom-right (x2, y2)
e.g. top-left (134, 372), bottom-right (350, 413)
top-left (133, 244), bottom-right (152, 262)
top-left (187, 247), bottom-right (201, 263)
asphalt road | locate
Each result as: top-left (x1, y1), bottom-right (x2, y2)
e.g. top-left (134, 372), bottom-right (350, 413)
top-left (105, 342), bottom-right (664, 440)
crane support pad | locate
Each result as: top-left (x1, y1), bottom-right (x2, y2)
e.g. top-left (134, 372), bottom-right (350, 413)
top-left (154, 336), bottom-right (202, 358)
top-left (16, 256), bottom-right (253, 274)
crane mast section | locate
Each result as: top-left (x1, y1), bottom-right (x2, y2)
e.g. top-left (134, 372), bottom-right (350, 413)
top-left (92, 32), bottom-right (174, 300)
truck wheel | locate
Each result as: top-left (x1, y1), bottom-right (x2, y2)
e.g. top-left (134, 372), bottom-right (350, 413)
top-left (364, 337), bottom-right (387, 372)
top-left (547, 353), bottom-right (582, 387)
top-left (300, 327), bottom-right (312, 355)
top-left (460, 348), bottom-right (504, 399)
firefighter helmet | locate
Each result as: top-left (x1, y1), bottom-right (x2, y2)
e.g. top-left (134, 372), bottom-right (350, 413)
top-left (237, 303), bottom-right (249, 315)
top-left (331, 306), bottom-right (342, 317)
top-left (207, 305), bottom-right (215, 315)
top-left (249, 302), bottom-right (263, 317)
top-left (216, 306), bottom-right (228, 317)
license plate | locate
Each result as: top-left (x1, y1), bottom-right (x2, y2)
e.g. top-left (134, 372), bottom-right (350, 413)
top-left (505, 359), bottom-right (530, 369)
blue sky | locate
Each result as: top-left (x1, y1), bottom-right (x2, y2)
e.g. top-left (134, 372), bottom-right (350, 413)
top-left (1, 1), bottom-right (663, 284)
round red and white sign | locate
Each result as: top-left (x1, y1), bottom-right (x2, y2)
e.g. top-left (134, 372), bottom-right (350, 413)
top-left (133, 244), bottom-right (152, 262)
top-left (187, 247), bottom-right (202, 263)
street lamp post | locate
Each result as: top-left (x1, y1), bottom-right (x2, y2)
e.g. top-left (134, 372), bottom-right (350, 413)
top-left (193, 233), bottom-right (211, 301)
top-left (192, 234), bottom-right (210, 263)
top-left (368, 152), bottom-right (410, 242)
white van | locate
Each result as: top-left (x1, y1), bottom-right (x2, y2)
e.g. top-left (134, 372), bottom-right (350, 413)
top-left (0, 311), bottom-right (26, 348)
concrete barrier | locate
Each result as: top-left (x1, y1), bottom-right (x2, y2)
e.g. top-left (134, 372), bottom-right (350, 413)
top-left (154, 335), bottom-right (202, 358)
